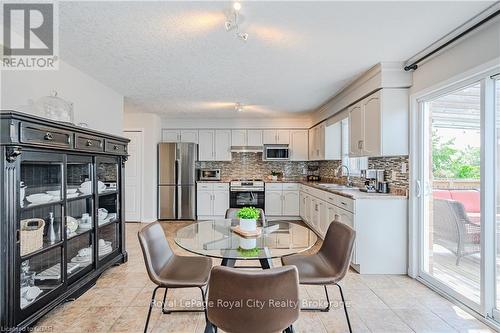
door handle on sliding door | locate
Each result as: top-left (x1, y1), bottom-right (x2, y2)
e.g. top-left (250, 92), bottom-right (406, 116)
top-left (415, 180), bottom-right (422, 198)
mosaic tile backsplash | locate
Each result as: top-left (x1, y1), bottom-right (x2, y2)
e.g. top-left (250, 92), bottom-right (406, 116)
top-left (197, 153), bottom-right (409, 195)
top-left (197, 153), bottom-right (311, 179)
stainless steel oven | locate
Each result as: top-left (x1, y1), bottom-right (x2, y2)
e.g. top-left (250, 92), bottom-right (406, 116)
top-left (198, 168), bottom-right (221, 181)
top-left (230, 179), bottom-right (265, 209)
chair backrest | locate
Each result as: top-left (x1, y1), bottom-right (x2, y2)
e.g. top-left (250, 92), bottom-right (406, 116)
top-left (207, 266), bottom-right (299, 333)
top-left (319, 220), bottom-right (356, 281)
top-left (225, 208), bottom-right (267, 225)
top-left (137, 222), bottom-right (174, 285)
top-left (433, 199), bottom-right (466, 243)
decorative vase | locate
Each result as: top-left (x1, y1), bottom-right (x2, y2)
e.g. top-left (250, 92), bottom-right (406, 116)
top-left (240, 218), bottom-right (257, 232)
top-left (240, 238), bottom-right (257, 250)
top-left (48, 212), bottom-right (57, 244)
top-left (271, 175), bottom-right (278, 181)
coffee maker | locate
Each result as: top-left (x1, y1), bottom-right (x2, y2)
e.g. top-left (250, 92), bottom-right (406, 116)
top-left (361, 169), bottom-right (387, 193)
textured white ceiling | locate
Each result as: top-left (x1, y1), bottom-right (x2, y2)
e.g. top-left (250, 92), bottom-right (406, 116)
top-left (59, 1), bottom-right (492, 118)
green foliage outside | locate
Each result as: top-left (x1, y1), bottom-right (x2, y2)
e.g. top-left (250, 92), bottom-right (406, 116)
top-left (432, 130), bottom-right (480, 179)
top-left (236, 207), bottom-right (261, 219)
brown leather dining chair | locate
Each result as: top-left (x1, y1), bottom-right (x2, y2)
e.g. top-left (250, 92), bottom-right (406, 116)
top-left (205, 266), bottom-right (300, 333)
top-left (281, 219), bottom-right (356, 333)
top-left (138, 222), bottom-right (212, 333)
top-left (225, 208), bottom-right (267, 226)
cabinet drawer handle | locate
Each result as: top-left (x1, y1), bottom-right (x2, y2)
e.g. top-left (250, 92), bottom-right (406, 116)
top-left (113, 145), bottom-right (119, 150)
top-left (340, 202), bottom-right (347, 206)
top-left (44, 132), bottom-right (53, 141)
top-left (86, 140), bottom-right (93, 147)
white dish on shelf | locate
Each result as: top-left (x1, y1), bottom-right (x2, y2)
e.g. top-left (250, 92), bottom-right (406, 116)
top-left (45, 190), bottom-right (61, 196)
top-left (98, 208), bottom-right (108, 222)
top-left (26, 193), bottom-right (53, 204)
top-left (79, 181), bottom-right (106, 195)
top-left (67, 193), bottom-right (79, 199)
top-left (67, 188), bottom-right (78, 194)
top-left (67, 216), bottom-right (79, 233)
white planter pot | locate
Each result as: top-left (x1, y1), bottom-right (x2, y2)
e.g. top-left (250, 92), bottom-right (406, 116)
top-left (240, 218), bottom-right (257, 231)
top-left (240, 238), bottom-right (257, 250)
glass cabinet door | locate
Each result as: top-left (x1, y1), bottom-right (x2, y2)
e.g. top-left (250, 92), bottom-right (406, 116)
top-left (66, 155), bottom-right (95, 280)
top-left (96, 156), bottom-right (120, 261)
top-left (19, 151), bottom-right (64, 311)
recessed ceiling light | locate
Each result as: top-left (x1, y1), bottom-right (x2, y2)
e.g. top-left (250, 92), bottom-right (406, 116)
top-left (233, 2), bottom-right (242, 12)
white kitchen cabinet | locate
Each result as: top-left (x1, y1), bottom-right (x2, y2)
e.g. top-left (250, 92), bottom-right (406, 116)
top-left (180, 130), bottom-right (198, 143)
top-left (247, 130), bottom-right (263, 146)
top-left (299, 183), bottom-right (407, 274)
top-left (324, 122), bottom-right (342, 160)
top-left (231, 130), bottom-right (247, 146)
top-left (290, 130), bottom-right (308, 161)
top-left (162, 129), bottom-right (198, 143)
top-left (213, 189), bottom-right (230, 216)
top-left (276, 130), bottom-right (290, 144)
top-left (265, 190), bottom-right (283, 216)
top-left (262, 130), bottom-right (290, 145)
top-left (215, 130), bottom-right (232, 161)
top-left (348, 89), bottom-right (408, 157)
top-left (309, 122), bottom-right (338, 161)
top-left (283, 191), bottom-right (300, 216)
top-left (197, 190), bottom-right (213, 216)
top-left (265, 183), bottom-right (300, 216)
top-left (198, 130), bottom-right (215, 161)
top-left (163, 130), bottom-right (180, 142)
top-left (197, 183), bottom-right (229, 219)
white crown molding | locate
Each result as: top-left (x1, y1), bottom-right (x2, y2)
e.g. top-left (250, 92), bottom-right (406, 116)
top-left (312, 62), bottom-right (413, 125)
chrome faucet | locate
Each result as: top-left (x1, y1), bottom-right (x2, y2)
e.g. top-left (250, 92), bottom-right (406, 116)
top-left (335, 164), bottom-right (353, 187)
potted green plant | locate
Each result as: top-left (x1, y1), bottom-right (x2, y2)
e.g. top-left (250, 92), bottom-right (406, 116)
top-left (271, 171), bottom-right (278, 181)
top-left (237, 207), bottom-right (260, 232)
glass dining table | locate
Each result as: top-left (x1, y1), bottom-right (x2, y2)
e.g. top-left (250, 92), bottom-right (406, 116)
top-left (174, 219), bottom-right (318, 269)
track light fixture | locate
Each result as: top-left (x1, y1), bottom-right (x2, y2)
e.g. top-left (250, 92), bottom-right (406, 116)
top-left (225, 2), bottom-right (248, 42)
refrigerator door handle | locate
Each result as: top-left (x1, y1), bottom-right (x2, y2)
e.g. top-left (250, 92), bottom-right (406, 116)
top-left (175, 159), bottom-right (181, 185)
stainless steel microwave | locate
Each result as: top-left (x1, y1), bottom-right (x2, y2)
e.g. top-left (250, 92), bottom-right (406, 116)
top-left (264, 145), bottom-right (290, 160)
top-left (199, 168), bottom-right (221, 181)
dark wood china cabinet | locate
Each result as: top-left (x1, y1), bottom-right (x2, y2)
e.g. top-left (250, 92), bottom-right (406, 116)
top-left (0, 111), bottom-right (129, 332)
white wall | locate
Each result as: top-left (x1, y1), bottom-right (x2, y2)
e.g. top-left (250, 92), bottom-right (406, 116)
top-left (410, 19), bottom-right (500, 95)
top-left (124, 111), bottom-right (162, 223)
top-left (1, 60), bottom-right (124, 136)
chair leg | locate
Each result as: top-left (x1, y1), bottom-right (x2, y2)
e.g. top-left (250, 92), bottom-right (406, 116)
top-left (199, 286), bottom-right (208, 322)
top-left (283, 325), bottom-right (295, 333)
top-left (204, 322), bottom-right (217, 333)
top-left (144, 286), bottom-right (160, 333)
top-left (336, 284), bottom-right (352, 333)
top-left (162, 286), bottom-right (206, 314)
top-left (301, 285), bottom-right (330, 312)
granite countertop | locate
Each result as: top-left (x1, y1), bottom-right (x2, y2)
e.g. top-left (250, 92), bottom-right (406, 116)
top-left (301, 181), bottom-right (408, 200)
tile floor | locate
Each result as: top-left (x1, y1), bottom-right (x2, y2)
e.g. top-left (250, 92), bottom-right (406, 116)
top-left (35, 222), bottom-right (497, 333)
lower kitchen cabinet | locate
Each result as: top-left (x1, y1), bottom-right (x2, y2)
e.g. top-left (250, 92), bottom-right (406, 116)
top-left (299, 184), bottom-right (407, 274)
top-left (265, 183), bottom-right (300, 217)
top-left (196, 183), bottom-right (229, 219)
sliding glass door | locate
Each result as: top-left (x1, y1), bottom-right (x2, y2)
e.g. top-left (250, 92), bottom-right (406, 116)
top-left (420, 82), bottom-right (482, 308)
top-left (416, 71), bottom-right (500, 320)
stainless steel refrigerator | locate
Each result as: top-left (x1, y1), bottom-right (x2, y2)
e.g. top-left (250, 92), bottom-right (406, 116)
top-left (158, 143), bottom-right (197, 220)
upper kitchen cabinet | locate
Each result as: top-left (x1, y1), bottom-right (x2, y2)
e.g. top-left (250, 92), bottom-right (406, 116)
top-left (162, 129), bottom-right (198, 143)
top-left (231, 130), bottom-right (247, 146)
top-left (214, 130), bottom-right (231, 161)
top-left (198, 130), bottom-right (215, 161)
top-left (263, 130), bottom-right (290, 145)
top-left (348, 89), bottom-right (408, 157)
top-left (290, 130), bottom-right (308, 161)
top-left (230, 130), bottom-right (263, 147)
top-left (308, 123), bottom-right (325, 160)
top-left (308, 122), bottom-right (341, 161)
top-left (247, 130), bottom-right (263, 146)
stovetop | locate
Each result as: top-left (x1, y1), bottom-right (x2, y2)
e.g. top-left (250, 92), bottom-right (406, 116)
top-left (231, 178), bottom-right (263, 182)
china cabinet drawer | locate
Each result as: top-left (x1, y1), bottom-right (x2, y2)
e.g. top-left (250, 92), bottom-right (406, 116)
top-left (197, 183), bottom-right (213, 191)
top-left (105, 140), bottom-right (127, 154)
top-left (214, 183), bottom-right (229, 191)
top-left (75, 133), bottom-right (104, 152)
top-left (282, 183), bottom-right (299, 191)
top-left (20, 122), bottom-right (72, 148)
top-left (265, 183), bottom-right (283, 191)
